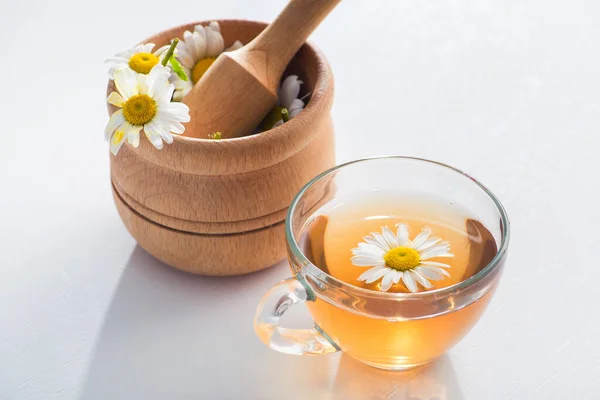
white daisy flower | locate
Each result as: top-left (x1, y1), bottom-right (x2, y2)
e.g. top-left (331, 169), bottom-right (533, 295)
top-left (105, 64), bottom-right (190, 155)
top-left (171, 21), bottom-right (243, 101)
top-left (260, 75), bottom-right (308, 130)
top-left (273, 75), bottom-right (308, 128)
top-left (106, 43), bottom-right (169, 77)
top-left (351, 224), bottom-right (454, 293)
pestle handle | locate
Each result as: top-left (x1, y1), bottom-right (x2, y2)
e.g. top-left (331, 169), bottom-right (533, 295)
top-left (230, 0), bottom-right (342, 92)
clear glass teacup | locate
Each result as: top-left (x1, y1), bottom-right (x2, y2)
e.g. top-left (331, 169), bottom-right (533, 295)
top-left (254, 156), bottom-right (510, 370)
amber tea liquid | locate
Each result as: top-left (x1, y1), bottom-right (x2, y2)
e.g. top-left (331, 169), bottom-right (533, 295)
top-left (298, 191), bottom-right (498, 368)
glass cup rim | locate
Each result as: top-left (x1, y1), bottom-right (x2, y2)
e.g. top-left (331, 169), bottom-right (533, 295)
top-left (285, 155), bottom-right (511, 300)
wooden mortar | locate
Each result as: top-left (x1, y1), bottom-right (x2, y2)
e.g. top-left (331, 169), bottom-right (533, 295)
top-left (109, 20), bottom-right (335, 275)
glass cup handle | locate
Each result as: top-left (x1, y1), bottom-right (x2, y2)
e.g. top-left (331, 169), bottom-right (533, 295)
top-left (254, 276), bottom-right (340, 355)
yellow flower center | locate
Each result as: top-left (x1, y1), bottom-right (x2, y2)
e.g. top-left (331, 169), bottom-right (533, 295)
top-left (384, 246), bottom-right (421, 271)
top-left (191, 57), bottom-right (216, 84)
top-left (129, 52), bottom-right (159, 74)
top-left (122, 94), bottom-right (157, 126)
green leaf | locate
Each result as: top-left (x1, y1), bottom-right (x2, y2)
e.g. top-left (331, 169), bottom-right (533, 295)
top-left (169, 56), bottom-right (188, 81)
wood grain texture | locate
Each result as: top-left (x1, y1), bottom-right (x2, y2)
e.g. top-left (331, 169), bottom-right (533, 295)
top-left (112, 186), bottom-right (286, 276)
top-left (111, 116), bottom-right (334, 222)
top-left (183, 0), bottom-right (341, 139)
top-left (112, 181), bottom-right (288, 234)
top-left (108, 19), bottom-right (335, 275)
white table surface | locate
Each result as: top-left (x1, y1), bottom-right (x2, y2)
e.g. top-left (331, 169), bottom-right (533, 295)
top-left (2, 0), bottom-right (599, 398)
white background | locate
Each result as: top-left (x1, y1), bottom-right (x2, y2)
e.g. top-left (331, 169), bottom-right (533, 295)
top-left (1, 0), bottom-right (599, 398)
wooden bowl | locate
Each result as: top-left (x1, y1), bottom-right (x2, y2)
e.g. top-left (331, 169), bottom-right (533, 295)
top-left (109, 20), bottom-right (335, 275)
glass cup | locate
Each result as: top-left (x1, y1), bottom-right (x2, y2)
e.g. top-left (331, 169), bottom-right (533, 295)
top-left (254, 156), bottom-right (510, 370)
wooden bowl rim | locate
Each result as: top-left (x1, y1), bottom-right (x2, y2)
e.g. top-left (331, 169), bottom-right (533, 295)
top-left (108, 19), bottom-right (334, 176)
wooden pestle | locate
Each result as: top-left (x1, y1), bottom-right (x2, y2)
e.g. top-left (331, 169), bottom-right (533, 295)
top-left (182, 0), bottom-right (341, 139)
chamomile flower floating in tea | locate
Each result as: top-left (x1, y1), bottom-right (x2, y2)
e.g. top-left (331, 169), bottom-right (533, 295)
top-left (260, 75), bottom-right (308, 131)
top-left (105, 64), bottom-right (190, 155)
top-left (351, 225), bottom-right (454, 292)
top-left (171, 21), bottom-right (243, 100)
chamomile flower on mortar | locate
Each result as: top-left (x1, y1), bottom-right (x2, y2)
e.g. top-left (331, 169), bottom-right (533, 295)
top-left (105, 65), bottom-right (190, 155)
top-left (260, 75), bottom-right (307, 130)
top-left (171, 21), bottom-right (243, 101)
top-left (351, 224), bottom-right (454, 292)
top-left (106, 43), bottom-right (170, 77)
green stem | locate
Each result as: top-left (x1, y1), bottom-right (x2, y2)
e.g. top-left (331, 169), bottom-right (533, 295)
top-left (281, 108), bottom-right (290, 123)
top-left (161, 38), bottom-right (179, 66)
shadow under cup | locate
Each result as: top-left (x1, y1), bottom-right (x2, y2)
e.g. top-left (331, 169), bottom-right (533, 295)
top-left (254, 156), bottom-right (510, 370)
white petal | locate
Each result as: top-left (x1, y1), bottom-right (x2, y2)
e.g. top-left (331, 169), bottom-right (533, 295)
top-left (402, 271), bottom-right (418, 293)
top-left (159, 129), bottom-right (174, 144)
top-left (106, 92), bottom-right (124, 107)
top-left (194, 24), bottom-right (207, 36)
top-left (109, 123), bottom-right (128, 155)
top-left (351, 249), bottom-right (383, 259)
top-left (360, 267), bottom-right (391, 284)
top-left (351, 256), bottom-right (384, 267)
top-left (125, 123), bottom-right (142, 147)
top-left (396, 223), bottom-right (410, 246)
top-left (415, 237), bottom-right (442, 252)
top-left (226, 40), bottom-right (243, 51)
top-left (154, 83), bottom-right (175, 104)
top-left (364, 236), bottom-right (388, 252)
top-left (154, 113), bottom-right (184, 131)
top-left (419, 265), bottom-right (450, 279)
top-left (154, 44), bottom-right (170, 58)
top-left (205, 26), bottom-right (225, 57)
top-left (421, 265), bottom-right (450, 276)
top-left (184, 31), bottom-right (202, 61)
top-left (410, 270), bottom-right (433, 289)
top-left (113, 67), bottom-right (139, 98)
top-left (135, 73), bottom-right (148, 96)
top-left (279, 75), bottom-right (302, 109)
top-left (421, 252), bottom-right (454, 260)
top-left (153, 113), bottom-right (186, 137)
top-left (183, 31), bottom-right (197, 59)
top-left (105, 58), bottom-right (129, 77)
top-left (354, 242), bottom-right (385, 253)
top-left (172, 79), bottom-right (193, 101)
top-left (141, 43), bottom-right (155, 53)
top-left (176, 45), bottom-right (196, 70)
top-left (420, 243), bottom-right (454, 260)
top-left (144, 65), bottom-right (171, 97)
top-left (104, 109), bottom-right (125, 140)
top-left (352, 247), bottom-right (384, 259)
top-left (288, 98), bottom-right (305, 118)
top-left (358, 266), bottom-right (383, 281)
top-left (372, 232), bottom-right (391, 252)
top-left (105, 56), bottom-right (128, 64)
top-left (392, 271), bottom-right (403, 284)
top-left (415, 266), bottom-right (444, 281)
top-left (355, 242), bottom-right (386, 255)
top-left (148, 120), bottom-right (174, 144)
top-left (380, 271), bottom-right (395, 291)
top-left (381, 226), bottom-right (398, 249)
top-left (163, 103), bottom-right (191, 122)
top-left (208, 21), bottom-right (221, 32)
top-left (411, 227), bottom-right (432, 249)
top-left (165, 121), bottom-right (185, 135)
top-left (144, 121), bottom-right (164, 150)
top-left (420, 261), bottom-right (452, 269)
top-left (114, 49), bottom-right (134, 58)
